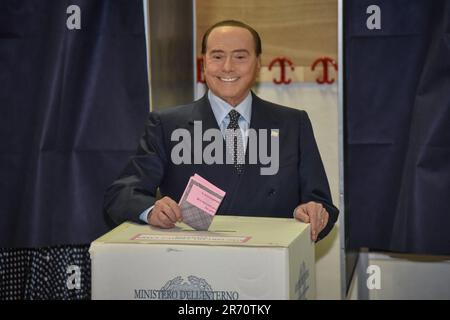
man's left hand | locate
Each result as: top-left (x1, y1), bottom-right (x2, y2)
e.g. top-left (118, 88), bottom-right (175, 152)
top-left (294, 201), bottom-right (329, 241)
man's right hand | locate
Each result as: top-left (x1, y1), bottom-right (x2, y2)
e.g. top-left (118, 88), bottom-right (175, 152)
top-left (148, 196), bottom-right (182, 228)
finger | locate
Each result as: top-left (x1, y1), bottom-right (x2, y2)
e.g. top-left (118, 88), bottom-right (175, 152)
top-left (308, 204), bottom-right (321, 241)
top-left (158, 201), bottom-right (178, 224)
top-left (315, 204), bottom-right (326, 236)
top-left (165, 197), bottom-right (182, 222)
top-left (294, 206), bottom-right (310, 223)
top-left (157, 210), bottom-right (175, 228)
top-left (320, 210), bottom-right (329, 232)
top-left (318, 208), bottom-right (325, 228)
top-left (152, 202), bottom-right (175, 228)
top-left (149, 209), bottom-right (173, 228)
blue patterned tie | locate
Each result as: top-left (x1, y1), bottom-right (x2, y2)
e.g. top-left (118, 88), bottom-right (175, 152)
top-left (225, 110), bottom-right (245, 174)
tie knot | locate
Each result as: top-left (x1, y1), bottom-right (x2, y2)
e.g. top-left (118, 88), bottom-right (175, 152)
top-left (228, 110), bottom-right (241, 128)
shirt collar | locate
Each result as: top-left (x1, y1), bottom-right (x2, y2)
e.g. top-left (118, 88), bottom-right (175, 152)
top-left (208, 90), bottom-right (252, 126)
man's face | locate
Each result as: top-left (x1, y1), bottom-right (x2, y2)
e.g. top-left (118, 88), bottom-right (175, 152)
top-left (203, 26), bottom-right (261, 107)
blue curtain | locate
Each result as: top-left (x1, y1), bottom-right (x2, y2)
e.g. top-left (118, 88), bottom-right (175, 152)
top-left (0, 0), bottom-right (149, 248)
top-left (345, 0), bottom-right (450, 254)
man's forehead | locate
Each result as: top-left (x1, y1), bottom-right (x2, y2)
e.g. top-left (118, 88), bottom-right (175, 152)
top-left (208, 26), bottom-right (253, 39)
top-left (206, 26), bottom-right (255, 51)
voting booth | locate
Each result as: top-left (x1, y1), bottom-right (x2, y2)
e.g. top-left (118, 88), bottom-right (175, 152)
top-left (90, 216), bottom-right (315, 300)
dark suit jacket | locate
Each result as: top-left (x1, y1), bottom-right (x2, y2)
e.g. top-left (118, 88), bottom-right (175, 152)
top-left (104, 92), bottom-right (338, 240)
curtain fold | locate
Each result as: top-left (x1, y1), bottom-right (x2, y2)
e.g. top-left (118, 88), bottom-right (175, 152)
top-left (390, 1), bottom-right (450, 253)
top-left (0, 0), bottom-right (149, 248)
top-left (346, 0), bottom-right (450, 254)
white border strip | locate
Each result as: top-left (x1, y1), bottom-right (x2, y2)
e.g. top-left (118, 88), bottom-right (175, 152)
top-left (143, 0), bottom-right (152, 111)
top-left (193, 0), bottom-right (197, 99)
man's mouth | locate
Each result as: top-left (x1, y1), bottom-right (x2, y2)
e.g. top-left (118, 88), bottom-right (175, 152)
top-left (218, 77), bottom-right (239, 82)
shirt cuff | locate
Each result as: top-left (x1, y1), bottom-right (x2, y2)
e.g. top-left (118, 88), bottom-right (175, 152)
top-left (139, 206), bottom-right (154, 224)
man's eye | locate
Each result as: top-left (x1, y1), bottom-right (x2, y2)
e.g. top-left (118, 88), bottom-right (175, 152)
top-left (212, 55), bottom-right (223, 60)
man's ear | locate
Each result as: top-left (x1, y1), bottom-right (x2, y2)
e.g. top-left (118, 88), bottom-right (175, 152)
top-left (202, 55), bottom-right (206, 71)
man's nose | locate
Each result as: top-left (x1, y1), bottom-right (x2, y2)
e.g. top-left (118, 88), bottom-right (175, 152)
top-left (222, 56), bottom-right (233, 72)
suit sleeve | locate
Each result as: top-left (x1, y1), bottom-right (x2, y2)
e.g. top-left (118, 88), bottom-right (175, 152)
top-left (103, 112), bottom-right (167, 225)
top-left (299, 111), bottom-right (339, 241)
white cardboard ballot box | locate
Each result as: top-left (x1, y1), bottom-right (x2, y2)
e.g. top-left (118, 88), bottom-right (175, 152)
top-left (90, 216), bottom-right (315, 300)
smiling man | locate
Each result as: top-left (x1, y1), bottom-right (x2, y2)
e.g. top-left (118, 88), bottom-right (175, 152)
top-left (104, 20), bottom-right (339, 242)
top-left (202, 24), bottom-right (261, 107)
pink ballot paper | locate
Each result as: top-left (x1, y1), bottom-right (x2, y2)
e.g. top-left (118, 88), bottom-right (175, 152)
top-left (178, 174), bottom-right (226, 231)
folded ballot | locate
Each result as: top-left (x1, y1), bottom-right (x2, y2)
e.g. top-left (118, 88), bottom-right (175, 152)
top-left (178, 174), bottom-right (225, 231)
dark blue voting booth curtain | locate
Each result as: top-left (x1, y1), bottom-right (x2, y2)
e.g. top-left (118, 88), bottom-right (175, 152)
top-left (0, 0), bottom-right (149, 248)
top-left (345, 0), bottom-right (450, 255)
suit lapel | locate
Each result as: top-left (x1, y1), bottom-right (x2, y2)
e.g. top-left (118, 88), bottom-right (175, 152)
top-left (244, 93), bottom-right (281, 174)
top-left (187, 95), bottom-right (219, 131)
top-left (249, 92), bottom-right (281, 132)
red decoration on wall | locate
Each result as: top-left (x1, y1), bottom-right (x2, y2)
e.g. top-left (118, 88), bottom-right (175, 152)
top-left (268, 57), bottom-right (295, 84)
top-left (197, 56), bottom-right (205, 83)
top-left (311, 57), bottom-right (338, 84)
